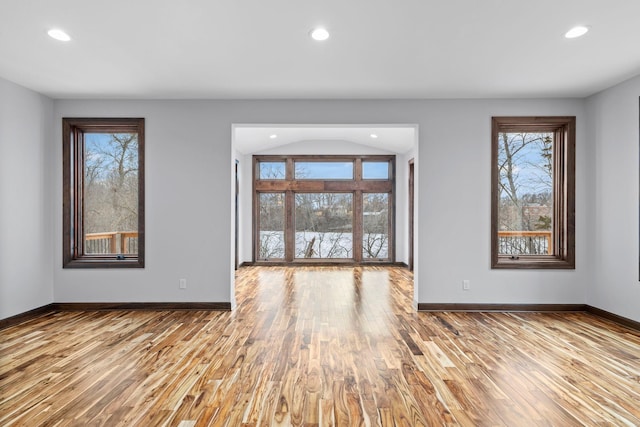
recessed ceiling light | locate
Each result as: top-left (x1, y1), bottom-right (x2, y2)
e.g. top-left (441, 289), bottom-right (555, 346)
top-left (269, 134), bottom-right (278, 139)
top-left (48, 29), bottom-right (71, 42)
top-left (565, 26), bottom-right (589, 39)
top-left (310, 27), bottom-right (330, 41)
top-left (370, 134), bottom-right (378, 139)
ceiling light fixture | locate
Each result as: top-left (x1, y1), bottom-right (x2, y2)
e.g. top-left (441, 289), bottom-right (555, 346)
top-left (370, 134), bottom-right (378, 139)
top-left (565, 25), bottom-right (589, 39)
top-left (48, 29), bottom-right (71, 42)
top-left (269, 134), bottom-right (278, 139)
top-left (310, 27), bottom-right (330, 41)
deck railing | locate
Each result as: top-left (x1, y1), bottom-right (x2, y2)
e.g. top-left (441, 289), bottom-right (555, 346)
top-left (498, 231), bottom-right (552, 255)
top-left (86, 230), bottom-right (549, 256)
top-left (85, 231), bottom-right (138, 254)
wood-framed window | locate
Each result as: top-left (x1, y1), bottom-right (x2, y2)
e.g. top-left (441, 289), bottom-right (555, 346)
top-left (63, 118), bottom-right (145, 268)
top-left (491, 116), bottom-right (575, 269)
top-left (253, 155), bottom-right (395, 263)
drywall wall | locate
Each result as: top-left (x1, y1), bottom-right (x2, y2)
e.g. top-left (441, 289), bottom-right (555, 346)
top-left (399, 144), bottom-right (419, 306)
top-left (0, 78), bottom-right (54, 320)
top-left (587, 74), bottom-right (640, 322)
top-left (418, 99), bottom-right (589, 305)
top-left (52, 98), bottom-right (589, 308)
top-left (53, 100), bottom-right (234, 303)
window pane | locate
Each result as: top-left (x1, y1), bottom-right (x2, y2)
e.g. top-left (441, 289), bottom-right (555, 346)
top-left (295, 193), bottom-right (353, 258)
top-left (362, 162), bottom-right (389, 179)
top-left (362, 193), bottom-right (389, 259)
top-left (84, 133), bottom-right (139, 255)
top-left (258, 193), bottom-right (285, 259)
top-left (497, 132), bottom-right (553, 255)
top-left (295, 162), bottom-right (353, 179)
top-left (259, 162), bottom-right (285, 179)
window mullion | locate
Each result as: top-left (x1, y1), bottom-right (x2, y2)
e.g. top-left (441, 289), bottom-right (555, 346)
top-left (76, 129), bottom-right (85, 258)
top-left (285, 190), bottom-right (295, 262)
top-left (353, 190), bottom-right (363, 262)
top-left (254, 154), bottom-right (394, 264)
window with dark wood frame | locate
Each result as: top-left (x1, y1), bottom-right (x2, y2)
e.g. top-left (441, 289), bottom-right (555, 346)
top-left (253, 155), bottom-right (395, 263)
top-left (491, 116), bottom-right (575, 269)
top-left (63, 118), bottom-right (145, 268)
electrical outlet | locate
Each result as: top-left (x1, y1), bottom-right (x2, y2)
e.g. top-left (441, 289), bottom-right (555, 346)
top-left (462, 280), bottom-right (470, 291)
top-left (179, 278), bottom-right (187, 289)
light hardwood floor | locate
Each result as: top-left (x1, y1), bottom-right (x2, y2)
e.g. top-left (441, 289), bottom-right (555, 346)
top-left (1, 266), bottom-right (639, 426)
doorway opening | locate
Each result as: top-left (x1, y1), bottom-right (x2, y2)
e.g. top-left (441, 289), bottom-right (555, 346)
top-left (232, 124), bottom-right (418, 302)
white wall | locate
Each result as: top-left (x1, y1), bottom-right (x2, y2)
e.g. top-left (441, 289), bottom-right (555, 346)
top-left (419, 99), bottom-right (589, 305)
top-left (399, 144), bottom-right (419, 305)
top-left (54, 100), bottom-right (234, 304)
top-left (51, 99), bottom-right (590, 308)
top-left (0, 78), bottom-right (54, 319)
top-left (587, 75), bottom-right (640, 322)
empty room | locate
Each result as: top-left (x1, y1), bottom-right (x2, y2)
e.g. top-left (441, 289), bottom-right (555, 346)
top-left (1, 1), bottom-right (639, 426)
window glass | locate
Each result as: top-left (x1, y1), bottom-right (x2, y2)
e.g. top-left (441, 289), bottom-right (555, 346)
top-left (362, 161), bottom-right (389, 179)
top-left (295, 193), bottom-right (353, 258)
top-left (253, 155), bottom-right (394, 263)
top-left (258, 193), bottom-right (285, 259)
top-left (294, 162), bottom-right (353, 179)
top-left (63, 117), bottom-right (144, 268)
top-left (259, 162), bottom-right (286, 179)
top-left (362, 193), bottom-right (389, 259)
top-left (497, 132), bottom-right (553, 256)
top-left (84, 133), bottom-right (139, 255)
top-left (491, 116), bottom-right (575, 269)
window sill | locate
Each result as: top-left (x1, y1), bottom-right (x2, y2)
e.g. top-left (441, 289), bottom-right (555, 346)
top-left (492, 256), bottom-right (574, 270)
top-left (63, 258), bottom-right (144, 269)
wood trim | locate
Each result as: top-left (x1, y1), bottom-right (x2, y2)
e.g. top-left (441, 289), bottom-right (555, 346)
top-left (254, 154), bottom-right (395, 264)
top-left (246, 261), bottom-right (409, 267)
top-left (417, 303), bottom-right (640, 332)
top-left (353, 189), bottom-right (363, 263)
top-left (285, 190), bottom-right (295, 262)
top-left (491, 116), bottom-right (576, 270)
top-left (1, 302), bottom-right (233, 329)
top-left (0, 304), bottom-right (56, 330)
top-left (586, 305), bottom-right (640, 332)
top-left (390, 156), bottom-right (396, 261)
top-left (52, 302), bottom-right (232, 311)
top-left (255, 180), bottom-right (393, 192)
top-left (408, 158), bottom-right (414, 271)
top-left (417, 303), bottom-right (587, 312)
top-left (62, 117), bottom-right (145, 269)
top-left (3, 301), bottom-right (639, 333)
top-left (235, 159), bottom-right (239, 270)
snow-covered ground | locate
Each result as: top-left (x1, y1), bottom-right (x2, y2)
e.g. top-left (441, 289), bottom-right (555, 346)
top-left (259, 231), bottom-right (388, 259)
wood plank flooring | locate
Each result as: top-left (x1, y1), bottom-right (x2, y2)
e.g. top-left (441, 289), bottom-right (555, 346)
top-left (1, 266), bottom-right (640, 426)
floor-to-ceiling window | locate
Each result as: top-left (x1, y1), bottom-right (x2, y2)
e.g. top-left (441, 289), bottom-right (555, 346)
top-left (254, 155), bottom-right (395, 263)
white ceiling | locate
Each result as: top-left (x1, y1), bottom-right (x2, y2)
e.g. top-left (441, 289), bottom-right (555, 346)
top-left (1, 0), bottom-right (639, 100)
top-left (233, 125), bottom-right (416, 154)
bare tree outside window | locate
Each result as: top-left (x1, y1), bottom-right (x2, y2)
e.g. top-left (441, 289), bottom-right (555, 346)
top-left (63, 117), bottom-right (144, 268)
top-left (253, 155), bottom-right (394, 263)
top-left (491, 116), bottom-right (575, 269)
top-left (497, 132), bottom-right (553, 255)
top-left (363, 193), bottom-right (389, 258)
top-left (258, 193), bottom-right (285, 259)
top-left (295, 193), bottom-right (353, 259)
top-left (259, 162), bottom-right (285, 179)
top-left (84, 133), bottom-right (139, 254)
